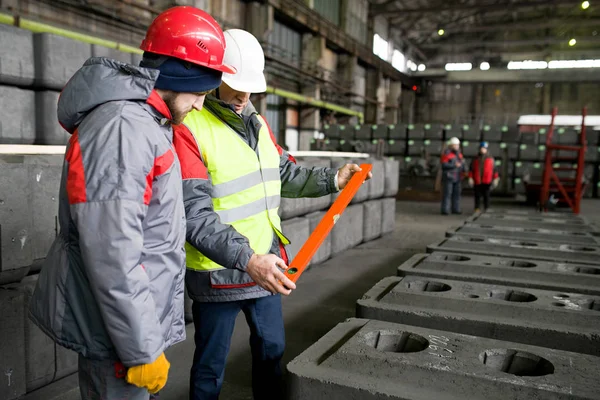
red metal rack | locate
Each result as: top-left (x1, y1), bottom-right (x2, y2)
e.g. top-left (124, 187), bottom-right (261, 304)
top-left (539, 107), bottom-right (587, 214)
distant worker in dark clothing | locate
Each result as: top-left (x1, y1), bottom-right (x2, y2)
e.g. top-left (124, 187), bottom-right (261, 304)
top-left (468, 141), bottom-right (500, 212)
top-left (441, 137), bottom-right (466, 215)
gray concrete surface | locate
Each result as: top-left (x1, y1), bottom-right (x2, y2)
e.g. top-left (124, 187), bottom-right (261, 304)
top-left (287, 318), bottom-right (600, 400)
top-left (0, 286), bottom-right (26, 400)
top-left (0, 25), bottom-right (35, 87)
top-left (447, 223), bottom-right (600, 245)
top-left (363, 200), bottom-right (382, 242)
top-left (305, 211), bottom-right (331, 265)
top-left (90, 45), bottom-right (133, 64)
top-left (357, 275), bottom-right (600, 355)
top-left (381, 197), bottom-right (396, 234)
top-left (331, 204), bottom-right (364, 256)
top-left (0, 86), bottom-right (35, 144)
top-left (281, 217), bottom-right (310, 264)
top-left (383, 158), bottom-right (400, 197)
top-left (33, 33), bottom-right (91, 90)
top-left (484, 208), bottom-right (586, 220)
top-left (398, 252), bottom-right (600, 296)
top-left (367, 158), bottom-right (385, 199)
top-left (465, 213), bottom-right (597, 231)
top-left (427, 235), bottom-right (600, 265)
top-left (35, 91), bottom-right (69, 145)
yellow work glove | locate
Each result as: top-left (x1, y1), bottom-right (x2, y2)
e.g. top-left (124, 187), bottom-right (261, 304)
top-left (125, 352), bottom-right (170, 394)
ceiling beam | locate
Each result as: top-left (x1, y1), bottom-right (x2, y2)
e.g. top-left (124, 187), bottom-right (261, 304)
top-left (422, 35), bottom-right (600, 49)
top-left (408, 17), bottom-right (600, 34)
top-left (373, 0), bottom-right (583, 17)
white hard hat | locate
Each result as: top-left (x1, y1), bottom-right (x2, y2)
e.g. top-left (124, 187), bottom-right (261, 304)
top-left (221, 29), bottom-right (267, 93)
top-left (448, 137), bottom-right (460, 145)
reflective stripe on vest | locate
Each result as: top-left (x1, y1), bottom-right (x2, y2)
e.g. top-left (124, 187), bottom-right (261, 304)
top-left (182, 107), bottom-right (288, 272)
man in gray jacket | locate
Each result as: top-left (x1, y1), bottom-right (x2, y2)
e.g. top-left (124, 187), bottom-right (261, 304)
top-left (28, 7), bottom-right (235, 399)
top-left (173, 29), bottom-right (369, 400)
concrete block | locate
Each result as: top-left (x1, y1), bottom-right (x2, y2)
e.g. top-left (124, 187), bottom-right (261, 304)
top-left (448, 223), bottom-right (600, 245)
top-left (424, 140), bottom-right (443, 156)
top-left (287, 318), bottom-right (600, 400)
top-left (20, 276), bottom-right (55, 391)
top-left (484, 208), bottom-right (583, 220)
top-left (362, 200), bottom-right (382, 242)
top-left (0, 164), bottom-right (34, 273)
top-left (383, 158), bottom-right (399, 197)
top-left (305, 211), bottom-right (330, 265)
top-left (131, 52), bottom-right (143, 67)
top-left (357, 275), bottom-right (600, 356)
top-left (340, 126), bottom-right (355, 141)
top-left (461, 124), bottom-right (480, 141)
top-left (282, 217), bottom-right (310, 264)
top-left (381, 197), bottom-right (396, 234)
top-left (280, 157), bottom-right (332, 219)
top-left (428, 235), bottom-right (600, 265)
top-left (518, 143), bottom-right (539, 160)
top-left (501, 126), bottom-right (520, 143)
top-left (386, 139), bottom-right (405, 156)
top-left (0, 86), bottom-right (35, 144)
top-left (406, 124), bottom-right (424, 140)
top-left (506, 143), bottom-right (519, 159)
top-left (423, 123), bottom-right (443, 140)
top-left (367, 158), bottom-right (385, 199)
top-left (35, 91), bottom-right (69, 145)
top-left (372, 125), bottom-right (387, 140)
top-left (406, 139), bottom-right (422, 156)
top-left (398, 252), bottom-right (600, 296)
top-left (466, 213), bottom-right (596, 231)
top-left (34, 33), bottom-right (91, 90)
top-left (481, 125), bottom-right (503, 142)
top-left (331, 204), bottom-right (363, 256)
top-left (461, 141), bottom-right (479, 157)
top-left (0, 25), bottom-right (35, 86)
top-left (388, 123), bottom-right (406, 140)
top-left (29, 164), bottom-right (60, 261)
top-left (0, 286), bottom-right (26, 400)
top-left (323, 124), bottom-right (341, 139)
top-left (354, 125), bottom-right (371, 140)
top-left (91, 45), bottom-right (133, 64)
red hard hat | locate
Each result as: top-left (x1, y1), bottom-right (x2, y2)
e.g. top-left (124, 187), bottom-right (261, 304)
top-left (140, 6), bottom-right (236, 74)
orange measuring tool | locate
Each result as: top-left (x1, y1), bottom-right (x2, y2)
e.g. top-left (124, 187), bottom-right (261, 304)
top-left (283, 163), bottom-right (372, 283)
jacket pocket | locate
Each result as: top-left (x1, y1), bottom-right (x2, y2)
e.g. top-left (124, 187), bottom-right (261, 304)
top-left (209, 269), bottom-right (257, 289)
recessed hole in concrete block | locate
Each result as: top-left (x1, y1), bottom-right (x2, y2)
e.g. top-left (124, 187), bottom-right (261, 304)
top-left (468, 294), bottom-right (479, 298)
top-left (441, 255), bottom-right (470, 262)
top-left (406, 280), bottom-right (451, 292)
top-left (498, 260), bottom-right (537, 268)
top-left (362, 330), bottom-right (429, 353)
top-left (529, 218), bottom-right (543, 222)
top-left (590, 232), bottom-right (600, 237)
top-left (567, 245), bottom-right (596, 252)
top-left (469, 237), bottom-right (485, 242)
top-left (524, 228), bottom-right (538, 233)
top-left (483, 262), bottom-right (492, 265)
top-left (560, 265), bottom-right (600, 275)
top-left (479, 225), bottom-right (493, 228)
top-left (487, 290), bottom-right (537, 302)
top-left (586, 301), bottom-right (600, 311)
top-left (519, 242), bottom-right (538, 247)
top-left (479, 349), bottom-right (554, 377)
top-left (555, 294), bottom-right (570, 299)
top-left (552, 302), bottom-right (566, 307)
top-left (571, 232), bottom-right (586, 236)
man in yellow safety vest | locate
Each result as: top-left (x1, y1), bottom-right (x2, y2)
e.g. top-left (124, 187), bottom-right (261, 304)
top-left (172, 29), bottom-right (370, 400)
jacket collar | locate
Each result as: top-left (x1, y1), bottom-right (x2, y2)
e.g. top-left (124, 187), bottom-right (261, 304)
top-left (146, 90), bottom-right (173, 120)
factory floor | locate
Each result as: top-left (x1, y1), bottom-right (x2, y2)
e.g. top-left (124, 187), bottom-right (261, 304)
top-left (24, 197), bottom-right (600, 400)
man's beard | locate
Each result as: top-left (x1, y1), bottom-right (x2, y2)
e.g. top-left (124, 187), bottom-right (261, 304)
top-left (163, 93), bottom-right (191, 125)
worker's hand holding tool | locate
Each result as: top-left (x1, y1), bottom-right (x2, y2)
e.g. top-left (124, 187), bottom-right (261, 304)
top-left (468, 178), bottom-right (474, 187)
top-left (492, 177), bottom-right (500, 189)
top-left (126, 352), bottom-right (170, 394)
top-left (246, 254), bottom-right (297, 295)
top-left (337, 164), bottom-right (372, 189)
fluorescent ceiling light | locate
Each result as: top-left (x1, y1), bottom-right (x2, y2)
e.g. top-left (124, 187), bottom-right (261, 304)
top-left (548, 59), bottom-right (600, 68)
top-left (418, 64), bottom-right (426, 71)
top-left (507, 60), bottom-right (548, 70)
top-left (445, 62), bottom-right (472, 71)
top-left (480, 61), bottom-right (490, 70)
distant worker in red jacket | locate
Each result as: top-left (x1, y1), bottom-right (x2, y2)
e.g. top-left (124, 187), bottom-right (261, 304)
top-left (468, 141), bottom-right (500, 212)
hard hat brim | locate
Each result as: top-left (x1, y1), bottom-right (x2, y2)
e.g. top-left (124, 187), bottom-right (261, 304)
top-left (222, 72), bottom-right (267, 93)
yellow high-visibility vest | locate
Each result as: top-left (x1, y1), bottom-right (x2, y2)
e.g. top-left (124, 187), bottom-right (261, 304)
top-left (182, 107), bottom-right (289, 272)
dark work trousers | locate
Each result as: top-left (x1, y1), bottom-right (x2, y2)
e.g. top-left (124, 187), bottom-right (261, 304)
top-left (441, 179), bottom-right (461, 214)
top-left (189, 294), bottom-right (285, 400)
top-left (78, 354), bottom-right (160, 400)
top-left (474, 184), bottom-right (491, 210)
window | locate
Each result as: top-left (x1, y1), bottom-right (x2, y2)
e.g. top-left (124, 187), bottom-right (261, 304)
top-left (373, 34), bottom-right (389, 61)
top-left (392, 49), bottom-right (406, 72)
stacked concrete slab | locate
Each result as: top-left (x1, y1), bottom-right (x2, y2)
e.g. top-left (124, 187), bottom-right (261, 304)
top-left (289, 207), bottom-right (600, 399)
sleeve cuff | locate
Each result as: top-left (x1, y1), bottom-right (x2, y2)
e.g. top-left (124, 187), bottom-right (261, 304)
top-left (234, 246), bottom-right (254, 272)
top-left (334, 171), bottom-right (340, 192)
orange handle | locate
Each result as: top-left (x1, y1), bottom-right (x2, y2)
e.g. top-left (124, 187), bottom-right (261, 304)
top-left (283, 163), bottom-right (372, 283)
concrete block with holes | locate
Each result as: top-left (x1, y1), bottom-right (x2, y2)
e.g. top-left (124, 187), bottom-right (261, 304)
top-left (0, 25), bottom-right (35, 86)
top-left (446, 223), bottom-right (600, 245)
top-left (280, 157), bottom-right (332, 219)
top-left (464, 213), bottom-right (597, 231)
top-left (35, 91), bottom-right (69, 145)
top-left (381, 197), bottom-right (396, 235)
top-left (0, 86), bottom-right (36, 144)
top-left (33, 33), bottom-right (91, 90)
top-left (281, 217), bottom-right (310, 265)
top-left (398, 252), bottom-right (600, 296)
top-left (362, 200), bottom-right (382, 242)
top-left (331, 204), bottom-right (363, 256)
top-left (0, 286), bottom-right (26, 400)
top-left (383, 158), bottom-right (400, 197)
top-left (287, 318), bottom-right (600, 400)
top-left (357, 275), bottom-right (600, 356)
top-left (427, 235), bottom-right (600, 265)
top-left (483, 208), bottom-right (585, 219)
top-left (305, 211), bottom-right (330, 265)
